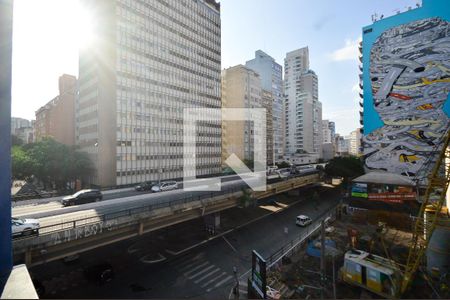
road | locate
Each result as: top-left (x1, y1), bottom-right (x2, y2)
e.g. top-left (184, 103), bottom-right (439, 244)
top-left (13, 172), bottom-right (318, 235)
top-left (29, 185), bottom-right (341, 299)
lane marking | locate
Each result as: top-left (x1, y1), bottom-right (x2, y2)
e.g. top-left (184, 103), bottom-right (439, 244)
top-left (201, 272), bottom-right (227, 288)
top-left (188, 264), bottom-right (216, 279)
top-left (222, 236), bottom-right (237, 253)
top-left (193, 268), bottom-right (221, 284)
top-left (213, 275), bottom-right (233, 288)
top-left (183, 261), bottom-right (209, 276)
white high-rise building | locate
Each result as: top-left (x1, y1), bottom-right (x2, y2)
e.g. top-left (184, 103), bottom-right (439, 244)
top-left (284, 47), bottom-right (322, 157)
top-left (322, 120), bottom-right (335, 144)
top-left (77, 0), bottom-right (222, 187)
top-left (246, 50), bottom-right (284, 162)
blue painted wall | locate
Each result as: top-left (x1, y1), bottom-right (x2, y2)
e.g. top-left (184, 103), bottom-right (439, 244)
top-left (362, 0), bottom-right (450, 134)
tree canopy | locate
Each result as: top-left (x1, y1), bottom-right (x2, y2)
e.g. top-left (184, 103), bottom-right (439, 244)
top-left (324, 156), bottom-right (364, 180)
top-left (12, 138), bottom-right (94, 189)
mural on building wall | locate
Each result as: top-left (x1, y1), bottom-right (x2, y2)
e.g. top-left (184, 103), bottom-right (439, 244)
top-left (363, 17), bottom-right (450, 183)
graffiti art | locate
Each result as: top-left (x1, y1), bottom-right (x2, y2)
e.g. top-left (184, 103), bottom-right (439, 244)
top-left (364, 17), bottom-right (450, 184)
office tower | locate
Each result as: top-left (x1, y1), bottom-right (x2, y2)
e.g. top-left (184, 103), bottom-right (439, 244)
top-left (284, 47), bottom-right (322, 157)
top-left (77, 0), bottom-right (222, 186)
top-left (35, 74), bottom-right (77, 145)
top-left (221, 65), bottom-right (262, 164)
top-left (246, 50), bottom-right (284, 162)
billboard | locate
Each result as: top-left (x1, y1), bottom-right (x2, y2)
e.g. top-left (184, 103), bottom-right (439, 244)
top-left (361, 0), bottom-right (450, 184)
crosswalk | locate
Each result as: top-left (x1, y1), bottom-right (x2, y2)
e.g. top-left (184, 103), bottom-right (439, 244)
top-left (169, 254), bottom-right (235, 293)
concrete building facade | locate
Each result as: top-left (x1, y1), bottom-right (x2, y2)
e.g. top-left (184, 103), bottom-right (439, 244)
top-left (261, 90), bottom-right (274, 166)
top-left (284, 47), bottom-right (322, 157)
top-left (77, 0), bottom-right (222, 187)
top-left (221, 65), bottom-right (262, 164)
top-left (349, 129), bottom-right (361, 157)
top-left (35, 74), bottom-right (77, 145)
top-left (246, 50), bottom-right (284, 162)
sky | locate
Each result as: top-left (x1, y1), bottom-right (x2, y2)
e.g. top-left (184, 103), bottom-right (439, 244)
top-left (12, 0), bottom-right (420, 135)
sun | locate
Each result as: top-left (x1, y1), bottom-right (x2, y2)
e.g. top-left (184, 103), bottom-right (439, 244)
top-left (76, 2), bottom-right (95, 50)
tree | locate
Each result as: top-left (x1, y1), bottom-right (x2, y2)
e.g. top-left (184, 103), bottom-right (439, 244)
top-left (276, 161), bottom-right (291, 169)
top-left (11, 146), bottom-right (34, 180)
top-left (11, 134), bottom-right (24, 147)
top-left (324, 156), bottom-right (364, 183)
top-left (11, 138), bottom-right (94, 190)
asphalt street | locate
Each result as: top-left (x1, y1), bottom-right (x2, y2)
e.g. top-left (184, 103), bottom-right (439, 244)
top-left (29, 186), bottom-right (341, 299)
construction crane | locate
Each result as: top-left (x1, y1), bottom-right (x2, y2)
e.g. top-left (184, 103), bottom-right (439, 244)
top-left (340, 129), bottom-right (450, 298)
top-left (400, 130), bottom-right (450, 296)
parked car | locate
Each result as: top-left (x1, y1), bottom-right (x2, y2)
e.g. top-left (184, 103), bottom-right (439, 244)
top-left (83, 263), bottom-right (114, 285)
top-left (12, 217), bottom-right (40, 237)
top-left (295, 215), bottom-right (312, 227)
top-left (135, 181), bottom-right (156, 192)
top-left (61, 189), bottom-right (103, 207)
top-left (151, 181), bottom-right (178, 192)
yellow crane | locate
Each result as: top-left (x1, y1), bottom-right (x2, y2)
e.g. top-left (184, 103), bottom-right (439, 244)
top-left (400, 130), bottom-right (450, 296)
top-left (340, 129), bottom-right (450, 298)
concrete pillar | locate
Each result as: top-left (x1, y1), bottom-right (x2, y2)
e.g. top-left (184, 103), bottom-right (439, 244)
top-left (0, 0), bottom-right (14, 280)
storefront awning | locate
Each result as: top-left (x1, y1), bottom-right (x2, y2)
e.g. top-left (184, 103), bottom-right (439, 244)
top-left (353, 171), bottom-right (415, 186)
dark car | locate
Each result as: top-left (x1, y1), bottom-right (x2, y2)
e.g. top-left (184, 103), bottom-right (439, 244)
top-left (61, 189), bottom-right (103, 207)
top-left (135, 181), bottom-right (156, 192)
top-left (83, 263), bottom-right (114, 285)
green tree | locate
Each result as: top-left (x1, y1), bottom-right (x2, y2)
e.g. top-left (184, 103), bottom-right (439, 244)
top-left (324, 156), bottom-right (364, 182)
top-left (276, 161), bottom-right (291, 168)
top-left (11, 146), bottom-right (34, 179)
top-left (13, 138), bottom-right (94, 190)
top-left (11, 134), bottom-right (24, 147)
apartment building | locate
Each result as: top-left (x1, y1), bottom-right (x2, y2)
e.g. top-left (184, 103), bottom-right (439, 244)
top-left (221, 65), bottom-right (263, 164)
top-left (246, 50), bottom-right (284, 162)
top-left (284, 47), bottom-right (322, 157)
top-left (35, 74), bottom-right (77, 145)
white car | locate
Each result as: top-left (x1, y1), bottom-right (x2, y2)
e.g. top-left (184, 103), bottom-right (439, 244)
top-left (151, 181), bottom-right (178, 192)
top-left (296, 215), bottom-right (312, 227)
top-left (12, 217), bottom-right (40, 237)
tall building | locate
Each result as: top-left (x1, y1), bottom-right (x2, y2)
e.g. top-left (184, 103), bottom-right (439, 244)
top-left (35, 74), bottom-right (77, 145)
top-left (11, 117), bottom-right (34, 144)
top-left (322, 120), bottom-right (336, 160)
top-left (77, 0), bottom-right (222, 187)
top-left (11, 117), bottom-right (30, 135)
top-left (221, 65), bottom-right (262, 164)
top-left (246, 50), bottom-right (284, 162)
top-left (322, 120), bottom-right (335, 144)
top-left (361, 0), bottom-right (450, 182)
top-left (349, 129), bottom-right (361, 156)
top-left (284, 47), bottom-right (322, 157)
top-left (261, 90), bottom-right (274, 166)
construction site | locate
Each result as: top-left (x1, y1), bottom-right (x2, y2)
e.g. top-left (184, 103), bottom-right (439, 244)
top-left (249, 134), bottom-right (450, 299)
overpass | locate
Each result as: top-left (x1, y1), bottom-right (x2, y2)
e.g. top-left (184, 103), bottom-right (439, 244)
top-left (12, 172), bottom-right (320, 266)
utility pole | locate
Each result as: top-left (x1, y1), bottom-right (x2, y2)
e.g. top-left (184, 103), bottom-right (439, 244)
top-left (320, 220), bottom-right (326, 300)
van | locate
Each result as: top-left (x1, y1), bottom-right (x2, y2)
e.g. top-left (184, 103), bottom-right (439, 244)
top-left (296, 215), bottom-right (312, 227)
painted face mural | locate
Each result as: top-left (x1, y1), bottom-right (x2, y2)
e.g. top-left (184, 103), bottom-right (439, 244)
top-left (364, 17), bottom-right (450, 183)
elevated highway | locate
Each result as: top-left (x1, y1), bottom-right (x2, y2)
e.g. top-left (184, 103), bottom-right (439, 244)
top-left (12, 172), bottom-right (320, 266)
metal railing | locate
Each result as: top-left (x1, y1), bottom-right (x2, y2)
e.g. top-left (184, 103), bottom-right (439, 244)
top-left (265, 204), bottom-right (337, 270)
top-left (13, 172), bottom-right (320, 241)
